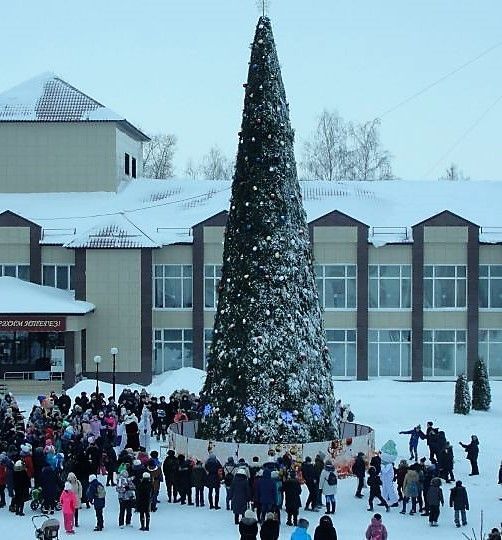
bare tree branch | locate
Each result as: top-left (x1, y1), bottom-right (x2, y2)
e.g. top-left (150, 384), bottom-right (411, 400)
top-left (301, 111), bottom-right (394, 181)
top-left (143, 133), bottom-right (177, 179)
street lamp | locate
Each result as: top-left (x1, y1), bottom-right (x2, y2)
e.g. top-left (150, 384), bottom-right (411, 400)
top-left (93, 355), bottom-right (102, 395)
top-left (110, 347), bottom-right (118, 401)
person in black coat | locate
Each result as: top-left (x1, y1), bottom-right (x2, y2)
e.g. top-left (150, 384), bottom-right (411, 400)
top-left (176, 454), bottom-right (193, 505)
top-left (239, 509), bottom-right (258, 540)
top-left (162, 450), bottom-right (179, 503)
top-left (40, 464), bottom-right (61, 513)
top-left (282, 470), bottom-right (301, 526)
top-left (367, 466), bottom-right (389, 512)
top-left (449, 480), bottom-right (469, 528)
top-left (301, 457), bottom-right (318, 510)
top-left (191, 460), bottom-right (207, 507)
top-left (12, 460), bottom-right (30, 516)
top-left (231, 469), bottom-right (252, 525)
top-left (352, 452), bottom-right (366, 498)
top-left (136, 472), bottom-right (152, 531)
top-left (438, 442), bottom-right (454, 483)
top-left (260, 512), bottom-right (280, 540)
top-left (459, 436), bottom-right (479, 476)
top-left (314, 515), bottom-right (338, 540)
top-left (204, 453), bottom-right (222, 509)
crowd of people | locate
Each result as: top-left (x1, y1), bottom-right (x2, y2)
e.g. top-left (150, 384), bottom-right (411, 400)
top-left (0, 388), bottom-right (501, 539)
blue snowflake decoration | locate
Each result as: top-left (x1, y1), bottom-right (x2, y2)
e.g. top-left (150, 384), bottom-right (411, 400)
top-left (311, 404), bottom-right (323, 419)
top-left (281, 410), bottom-right (294, 424)
top-left (203, 404), bottom-right (213, 417)
top-left (244, 405), bottom-right (257, 422)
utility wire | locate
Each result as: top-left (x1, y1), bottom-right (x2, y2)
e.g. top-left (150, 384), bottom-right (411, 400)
top-left (423, 91), bottom-right (502, 179)
top-left (378, 39), bottom-right (502, 119)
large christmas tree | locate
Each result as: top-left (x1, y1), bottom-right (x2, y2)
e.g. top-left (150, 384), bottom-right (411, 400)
top-left (198, 17), bottom-right (337, 444)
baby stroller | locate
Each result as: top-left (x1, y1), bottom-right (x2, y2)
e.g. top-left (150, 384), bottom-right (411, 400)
top-left (30, 487), bottom-right (61, 512)
top-left (32, 514), bottom-right (60, 540)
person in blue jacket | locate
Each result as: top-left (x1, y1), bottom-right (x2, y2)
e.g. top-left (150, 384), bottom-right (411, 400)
top-left (399, 425), bottom-right (426, 461)
top-left (291, 518), bottom-right (312, 540)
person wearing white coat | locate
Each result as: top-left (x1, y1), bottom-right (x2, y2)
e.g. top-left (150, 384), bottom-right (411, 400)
top-left (318, 458), bottom-right (338, 514)
top-left (380, 462), bottom-right (399, 507)
top-left (138, 406), bottom-right (153, 452)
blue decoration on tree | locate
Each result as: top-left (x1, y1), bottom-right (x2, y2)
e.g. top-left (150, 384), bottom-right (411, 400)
top-left (244, 405), bottom-right (257, 422)
top-left (281, 411), bottom-right (294, 424)
top-left (203, 404), bottom-right (213, 417)
top-left (311, 404), bottom-right (323, 419)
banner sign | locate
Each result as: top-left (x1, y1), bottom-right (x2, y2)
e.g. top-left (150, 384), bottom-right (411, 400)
top-left (0, 316), bottom-right (66, 332)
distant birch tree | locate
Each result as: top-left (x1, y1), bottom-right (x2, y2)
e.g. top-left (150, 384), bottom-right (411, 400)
top-left (301, 110), bottom-right (394, 181)
top-left (143, 133), bottom-right (177, 179)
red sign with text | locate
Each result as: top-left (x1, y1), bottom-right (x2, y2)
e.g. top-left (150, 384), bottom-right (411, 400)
top-left (0, 316), bottom-right (66, 332)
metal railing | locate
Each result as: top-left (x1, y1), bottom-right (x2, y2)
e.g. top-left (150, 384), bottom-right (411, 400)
top-left (3, 371), bottom-right (63, 381)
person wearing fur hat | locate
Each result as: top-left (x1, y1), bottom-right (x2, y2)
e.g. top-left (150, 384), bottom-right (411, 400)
top-left (136, 471), bottom-right (153, 531)
top-left (12, 460), bottom-right (30, 516)
top-left (231, 468), bottom-right (252, 524)
top-left (66, 473), bottom-right (82, 527)
top-left (60, 481), bottom-right (77, 534)
top-left (239, 509), bottom-right (258, 540)
top-left (260, 511), bottom-right (280, 540)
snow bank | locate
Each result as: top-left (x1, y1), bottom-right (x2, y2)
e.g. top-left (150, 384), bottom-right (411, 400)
top-left (65, 367), bottom-right (206, 401)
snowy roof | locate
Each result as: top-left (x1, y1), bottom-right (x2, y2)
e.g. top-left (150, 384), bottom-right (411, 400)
top-left (0, 73), bottom-right (148, 140)
top-left (65, 213), bottom-right (160, 249)
top-left (1, 179), bottom-right (502, 248)
top-left (0, 277), bottom-right (95, 314)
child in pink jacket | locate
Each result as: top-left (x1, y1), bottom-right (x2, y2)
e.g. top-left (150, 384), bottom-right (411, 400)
top-left (60, 482), bottom-right (78, 534)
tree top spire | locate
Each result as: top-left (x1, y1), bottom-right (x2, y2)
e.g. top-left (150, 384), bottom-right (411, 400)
top-left (256, 0), bottom-right (270, 17)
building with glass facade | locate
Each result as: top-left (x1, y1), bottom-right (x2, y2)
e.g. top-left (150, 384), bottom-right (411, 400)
top-left (1, 74), bottom-right (502, 387)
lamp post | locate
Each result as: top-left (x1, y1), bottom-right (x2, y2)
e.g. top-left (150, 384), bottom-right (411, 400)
top-left (110, 347), bottom-right (118, 401)
top-left (93, 355), bottom-right (102, 395)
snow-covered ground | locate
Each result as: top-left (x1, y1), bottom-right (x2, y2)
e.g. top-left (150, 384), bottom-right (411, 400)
top-left (13, 373), bottom-right (502, 539)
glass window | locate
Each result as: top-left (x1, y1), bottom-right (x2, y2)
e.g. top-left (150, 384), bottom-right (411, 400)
top-left (479, 330), bottom-right (502, 377)
top-left (479, 265), bottom-right (502, 308)
top-left (153, 265), bottom-right (193, 309)
top-left (368, 330), bottom-right (411, 377)
top-left (152, 328), bottom-right (193, 374)
top-left (204, 265), bottom-right (222, 309)
top-left (369, 265), bottom-right (411, 309)
top-left (325, 329), bottom-right (356, 377)
top-left (42, 265), bottom-right (75, 291)
top-left (423, 330), bottom-right (467, 377)
top-left (424, 265), bottom-right (467, 309)
top-left (315, 265), bottom-right (356, 309)
top-left (0, 264), bottom-right (30, 281)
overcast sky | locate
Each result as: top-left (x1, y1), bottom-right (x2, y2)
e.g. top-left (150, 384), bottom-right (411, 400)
top-left (1, 0), bottom-right (501, 180)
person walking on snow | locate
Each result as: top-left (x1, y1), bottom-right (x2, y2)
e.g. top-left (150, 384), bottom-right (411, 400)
top-left (365, 513), bottom-right (388, 540)
top-left (352, 452), bottom-right (366, 499)
top-left (459, 435), bottom-right (479, 476)
top-left (59, 481), bottom-right (77, 534)
top-left (399, 425), bottom-right (425, 461)
top-left (449, 480), bottom-right (469, 528)
top-left (367, 466), bottom-right (389, 512)
top-left (426, 477), bottom-right (444, 527)
top-left (318, 459), bottom-right (337, 515)
top-left (401, 464), bottom-right (420, 514)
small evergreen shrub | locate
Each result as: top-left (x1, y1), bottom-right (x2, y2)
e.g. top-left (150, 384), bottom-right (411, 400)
top-left (454, 373), bottom-right (470, 415)
top-left (471, 358), bottom-right (491, 411)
